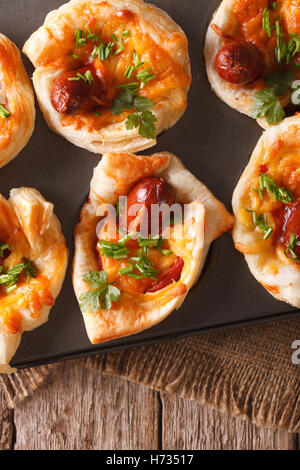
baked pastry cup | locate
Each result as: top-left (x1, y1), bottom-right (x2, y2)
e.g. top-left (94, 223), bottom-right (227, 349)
top-left (23, 0), bottom-right (191, 154)
top-left (0, 188), bottom-right (68, 373)
top-left (204, 0), bottom-right (300, 129)
top-left (0, 34), bottom-right (35, 168)
top-left (233, 115), bottom-right (300, 307)
top-left (73, 152), bottom-right (234, 344)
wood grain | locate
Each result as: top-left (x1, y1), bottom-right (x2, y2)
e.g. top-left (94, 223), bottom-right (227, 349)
top-left (161, 394), bottom-right (299, 450)
top-left (13, 361), bottom-right (160, 450)
top-left (1, 360), bottom-right (298, 449)
top-left (0, 390), bottom-right (13, 450)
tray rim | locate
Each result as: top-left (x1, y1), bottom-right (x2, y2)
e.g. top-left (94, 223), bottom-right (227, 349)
top-left (12, 308), bottom-right (300, 370)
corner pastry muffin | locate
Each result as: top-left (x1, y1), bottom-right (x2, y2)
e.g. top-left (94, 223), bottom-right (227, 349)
top-left (0, 188), bottom-right (68, 373)
top-left (23, 0), bottom-right (191, 154)
top-left (0, 34), bottom-right (35, 168)
top-left (204, 0), bottom-right (300, 129)
top-left (233, 115), bottom-right (300, 307)
top-left (73, 152), bottom-right (234, 344)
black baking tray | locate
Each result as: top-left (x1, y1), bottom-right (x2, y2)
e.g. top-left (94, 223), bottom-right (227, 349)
top-left (1, 0), bottom-right (299, 370)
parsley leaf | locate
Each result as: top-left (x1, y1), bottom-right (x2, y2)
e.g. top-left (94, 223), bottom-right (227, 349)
top-left (111, 90), bottom-right (157, 139)
top-left (126, 113), bottom-right (140, 130)
top-left (110, 90), bottom-right (134, 115)
top-left (252, 88), bottom-right (285, 125)
top-left (138, 111), bottom-right (157, 139)
top-left (133, 96), bottom-right (154, 112)
top-left (252, 70), bottom-right (296, 125)
top-left (264, 70), bottom-right (296, 96)
top-left (79, 270), bottom-right (121, 313)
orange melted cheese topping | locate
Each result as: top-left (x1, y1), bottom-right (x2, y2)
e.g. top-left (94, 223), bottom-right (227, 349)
top-left (237, 136), bottom-right (300, 262)
top-left (230, 0), bottom-right (300, 76)
top-left (98, 224), bottom-right (177, 295)
top-left (0, 274), bottom-right (54, 335)
top-left (48, 5), bottom-right (191, 129)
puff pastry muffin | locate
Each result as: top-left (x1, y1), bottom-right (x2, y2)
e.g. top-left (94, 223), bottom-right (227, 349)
top-left (204, 0), bottom-right (300, 129)
top-left (23, 0), bottom-right (191, 154)
top-left (73, 152), bottom-right (234, 344)
top-left (0, 34), bottom-right (35, 168)
top-left (0, 188), bottom-right (68, 373)
top-left (233, 115), bottom-right (300, 307)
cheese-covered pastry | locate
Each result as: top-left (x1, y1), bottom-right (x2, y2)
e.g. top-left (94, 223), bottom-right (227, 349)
top-left (0, 34), bottom-right (35, 168)
top-left (0, 188), bottom-right (68, 373)
top-left (23, 0), bottom-right (191, 154)
top-left (233, 115), bottom-right (300, 307)
top-left (73, 152), bottom-right (234, 344)
top-left (204, 0), bottom-right (300, 129)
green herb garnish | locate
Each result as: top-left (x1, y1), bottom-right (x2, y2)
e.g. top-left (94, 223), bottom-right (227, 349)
top-left (0, 242), bottom-right (10, 257)
top-left (253, 173), bottom-right (294, 203)
top-left (285, 233), bottom-right (300, 262)
top-left (262, 7), bottom-right (272, 38)
top-left (161, 249), bottom-right (173, 256)
top-left (97, 240), bottom-right (129, 260)
top-left (245, 210), bottom-right (273, 240)
top-left (0, 105), bottom-right (10, 119)
top-left (79, 271), bottom-right (120, 312)
top-left (0, 260), bottom-right (37, 293)
top-left (110, 91), bottom-right (157, 139)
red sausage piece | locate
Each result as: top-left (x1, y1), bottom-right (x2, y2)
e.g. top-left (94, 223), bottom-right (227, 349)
top-left (146, 256), bottom-right (184, 293)
top-left (215, 42), bottom-right (263, 85)
top-left (51, 65), bottom-right (105, 114)
top-left (120, 177), bottom-right (176, 235)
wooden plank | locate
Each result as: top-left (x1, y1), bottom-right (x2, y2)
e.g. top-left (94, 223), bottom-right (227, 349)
top-left (13, 360), bottom-right (160, 450)
top-left (0, 390), bottom-right (13, 450)
top-left (161, 394), bottom-right (299, 450)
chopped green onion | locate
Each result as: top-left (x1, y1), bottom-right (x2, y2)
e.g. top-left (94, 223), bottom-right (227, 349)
top-left (85, 70), bottom-right (94, 84)
top-left (245, 209), bottom-right (273, 240)
top-left (0, 105), bottom-right (10, 119)
top-left (161, 249), bottom-right (173, 256)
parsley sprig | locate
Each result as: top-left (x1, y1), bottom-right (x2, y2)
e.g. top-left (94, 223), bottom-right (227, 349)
top-left (253, 173), bottom-right (294, 203)
top-left (285, 233), bottom-right (300, 262)
top-left (0, 260), bottom-right (37, 293)
top-left (110, 91), bottom-right (157, 139)
top-left (252, 70), bottom-right (296, 124)
top-left (79, 271), bottom-right (121, 312)
top-left (245, 209), bottom-right (273, 240)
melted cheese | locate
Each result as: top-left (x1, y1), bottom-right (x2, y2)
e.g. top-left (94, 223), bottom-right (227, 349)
top-left (48, 4), bottom-right (191, 129)
top-left (0, 276), bottom-right (54, 335)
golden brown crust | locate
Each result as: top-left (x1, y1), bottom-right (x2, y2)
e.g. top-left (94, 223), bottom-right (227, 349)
top-left (232, 115), bottom-right (300, 307)
top-left (0, 188), bottom-right (68, 374)
top-left (23, 0), bottom-right (191, 153)
top-left (0, 34), bottom-right (35, 167)
top-left (73, 151), bottom-right (234, 344)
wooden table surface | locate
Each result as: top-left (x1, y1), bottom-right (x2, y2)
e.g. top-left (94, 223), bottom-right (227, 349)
top-left (0, 360), bottom-right (299, 450)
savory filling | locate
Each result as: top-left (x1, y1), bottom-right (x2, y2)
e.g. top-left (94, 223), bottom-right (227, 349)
top-left (49, 7), bottom-right (191, 140)
top-left (211, 0), bottom-right (300, 124)
top-left (0, 82), bottom-right (10, 120)
top-left (79, 177), bottom-right (185, 314)
top-left (0, 242), bottom-right (54, 334)
top-left (238, 155), bottom-right (300, 265)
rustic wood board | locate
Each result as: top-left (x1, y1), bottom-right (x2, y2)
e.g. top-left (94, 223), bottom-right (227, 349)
top-left (0, 361), bottom-right (299, 450)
